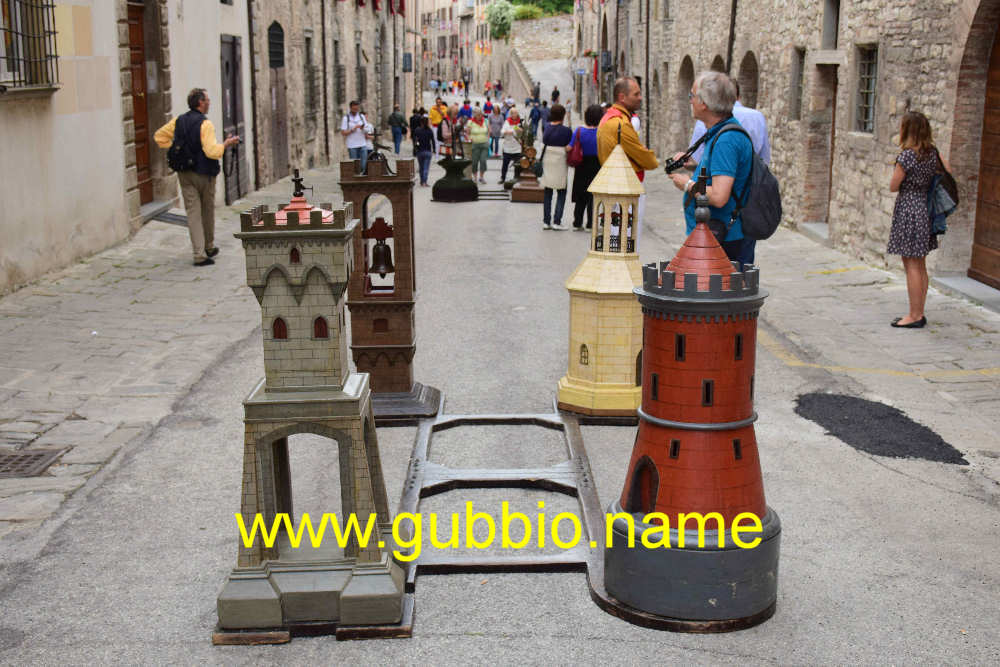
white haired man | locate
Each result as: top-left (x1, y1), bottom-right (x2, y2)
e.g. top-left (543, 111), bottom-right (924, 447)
top-left (667, 71), bottom-right (753, 265)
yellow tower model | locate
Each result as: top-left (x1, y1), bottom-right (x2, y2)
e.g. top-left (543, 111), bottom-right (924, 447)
top-left (557, 145), bottom-right (644, 416)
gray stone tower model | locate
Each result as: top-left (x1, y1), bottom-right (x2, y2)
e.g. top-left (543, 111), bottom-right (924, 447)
top-left (216, 184), bottom-right (404, 632)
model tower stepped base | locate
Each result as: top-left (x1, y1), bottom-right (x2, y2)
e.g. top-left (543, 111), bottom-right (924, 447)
top-left (557, 145), bottom-right (644, 417)
top-left (216, 177), bottom-right (405, 637)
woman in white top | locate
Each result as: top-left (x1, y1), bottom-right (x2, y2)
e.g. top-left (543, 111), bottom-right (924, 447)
top-left (499, 108), bottom-right (524, 184)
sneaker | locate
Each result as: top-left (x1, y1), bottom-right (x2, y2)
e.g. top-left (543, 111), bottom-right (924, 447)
top-left (497, 179), bottom-right (504, 184)
top-left (552, 223), bottom-right (569, 231)
top-left (206, 247), bottom-right (220, 258)
top-left (543, 223), bottom-right (552, 230)
top-left (573, 225), bottom-right (586, 232)
top-left (194, 257), bottom-right (215, 266)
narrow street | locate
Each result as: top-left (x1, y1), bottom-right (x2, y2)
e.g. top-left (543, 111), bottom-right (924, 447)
top-left (0, 148), bottom-right (997, 662)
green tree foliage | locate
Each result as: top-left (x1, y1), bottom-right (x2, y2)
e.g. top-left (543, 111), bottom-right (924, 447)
top-left (511, 0), bottom-right (573, 16)
top-left (486, 0), bottom-right (515, 39)
top-left (514, 4), bottom-right (544, 19)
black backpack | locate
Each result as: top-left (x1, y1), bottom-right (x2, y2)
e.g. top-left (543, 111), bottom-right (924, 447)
top-left (707, 124), bottom-right (782, 240)
top-left (167, 114), bottom-right (199, 172)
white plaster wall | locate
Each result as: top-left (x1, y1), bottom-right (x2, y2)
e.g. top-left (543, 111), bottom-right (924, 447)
top-left (165, 0), bottom-right (256, 201)
top-left (0, 1), bottom-right (127, 294)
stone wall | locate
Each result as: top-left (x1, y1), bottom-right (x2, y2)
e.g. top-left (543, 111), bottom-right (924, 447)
top-left (511, 15), bottom-right (574, 60)
top-left (0, 1), bottom-right (129, 295)
top-left (574, 0), bottom-right (1000, 279)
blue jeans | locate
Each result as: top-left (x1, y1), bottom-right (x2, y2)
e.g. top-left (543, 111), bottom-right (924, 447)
top-left (543, 188), bottom-right (567, 225)
top-left (348, 146), bottom-right (369, 173)
top-left (416, 150), bottom-right (432, 184)
top-left (738, 238), bottom-right (757, 269)
top-left (490, 136), bottom-right (500, 155)
top-left (501, 152), bottom-right (521, 182)
top-left (391, 126), bottom-right (403, 153)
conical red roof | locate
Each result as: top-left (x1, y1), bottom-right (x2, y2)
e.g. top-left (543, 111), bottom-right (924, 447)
top-left (665, 222), bottom-right (735, 290)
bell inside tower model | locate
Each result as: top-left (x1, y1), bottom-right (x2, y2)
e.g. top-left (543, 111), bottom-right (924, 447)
top-left (601, 176), bottom-right (781, 631)
top-left (339, 158), bottom-right (440, 422)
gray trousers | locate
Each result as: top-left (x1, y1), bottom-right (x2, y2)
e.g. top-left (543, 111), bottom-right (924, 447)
top-left (177, 171), bottom-right (216, 262)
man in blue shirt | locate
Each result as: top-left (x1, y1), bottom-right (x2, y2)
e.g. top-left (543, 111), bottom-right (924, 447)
top-left (668, 71), bottom-right (753, 265)
top-left (686, 80), bottom-right (770, 267)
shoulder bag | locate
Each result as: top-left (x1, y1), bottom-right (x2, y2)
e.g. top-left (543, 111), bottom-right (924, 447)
top-left (532, 144), bottom-right (547, 177)
top-left (567, 128), bottom-right (583, 168)
top-left (928, 148), bottom-right (959, 236)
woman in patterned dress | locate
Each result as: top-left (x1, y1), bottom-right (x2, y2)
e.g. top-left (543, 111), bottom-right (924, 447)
top-left (887, 112), bottom-right (950, 328)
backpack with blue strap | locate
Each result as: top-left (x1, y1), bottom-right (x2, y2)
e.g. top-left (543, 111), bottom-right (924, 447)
top-left (703, 122), bottom-right (783, 242)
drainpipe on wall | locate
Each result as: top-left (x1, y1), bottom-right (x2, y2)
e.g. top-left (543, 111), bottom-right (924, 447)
top-left (321, 0), bottom-right (330, 161)
top-left (725, 0), bottom-right (737, 73)
top-left (644, 0), bottom-right (650, 148)
top-left (247, 0), bottom-right (261, 190)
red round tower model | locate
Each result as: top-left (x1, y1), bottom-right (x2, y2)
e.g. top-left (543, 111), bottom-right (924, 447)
top-left (601, 188), bottom-right (781, 631)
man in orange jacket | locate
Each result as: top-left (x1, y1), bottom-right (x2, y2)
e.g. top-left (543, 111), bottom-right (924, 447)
top-left (597, 77), bottom-right (658, 245)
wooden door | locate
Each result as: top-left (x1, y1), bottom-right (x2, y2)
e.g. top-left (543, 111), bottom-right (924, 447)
top-left (127, 3), bottom-right (152, 204)
top-left (969, 26), bottom-right (1000, 289)
top-left (220, 35), bottom-right (249, 204)
top-left (268, 22), bottom-right (289, 181)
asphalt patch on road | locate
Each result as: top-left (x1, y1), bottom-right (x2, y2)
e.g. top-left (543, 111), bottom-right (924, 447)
top-left (794, 392), bottom-right (968, 465)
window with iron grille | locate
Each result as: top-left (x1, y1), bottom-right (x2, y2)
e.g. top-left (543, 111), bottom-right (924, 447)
top-left (855, 46), bottom-right (877, 133)
top-left (1, 0), bottom-right (59, 90)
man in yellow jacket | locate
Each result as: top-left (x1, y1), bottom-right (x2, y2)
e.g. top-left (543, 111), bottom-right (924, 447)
top-left (154, 88), bottom-right (238, 266)
top-left (427, 97), bottom-right (449, 153)
top-left (597, 77), bottom-right (658, 245)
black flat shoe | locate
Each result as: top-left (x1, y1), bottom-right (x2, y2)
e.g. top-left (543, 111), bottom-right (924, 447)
top-left (206, 247), bottom-right (220, 258)
top-left (194, 258), bottom-right (215, 266)
top-left (891, 316), bottom-right (926, 328)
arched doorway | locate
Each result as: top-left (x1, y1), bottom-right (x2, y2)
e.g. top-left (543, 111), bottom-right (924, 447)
top-left (737, 51), bottom-right (759, 108)
top-left (948, 2), bottom-right (1000, 285)
top-left (625, 454), bottom-right (659, 515)
top-left (970, 23), bottom-right (1000, 288)
top-left (710, 55), bottom-right (726, 73)
top-left (677, 56), bottom-right (695, 145)
top-left (268, 21), bottom-right (289, 180)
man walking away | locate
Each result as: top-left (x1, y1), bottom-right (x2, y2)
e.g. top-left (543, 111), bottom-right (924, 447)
top-left (666, 71), bottom-right (752, 264)
top-left (412, 117), bottom-right (435, 187)
top-left (529, 102), bottom-right (541, 138)
top-left (597, 77), bottom-right (659, 245)
top-left (540, 101), bottom-right (551, 136)
top-left (154, 88), bottom-right (238, 266)
top-left (687, 79), bottom-right (771, 267)
top-left (341, 100), bottom-right (370, 173)
top-left (387, 104), bottom-right (408, 154)
top-left (409, 107), bottom-right (423, 149)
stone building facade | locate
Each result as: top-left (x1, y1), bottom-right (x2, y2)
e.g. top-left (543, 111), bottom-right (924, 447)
top-left (574, 0), bottom-right (1000, 289)
top-left (249, 0), bottom-right (407, 186)
top-left (0, 0), bottom-right (255, 295)
top-left (0, 0), bottom-right (418, 295)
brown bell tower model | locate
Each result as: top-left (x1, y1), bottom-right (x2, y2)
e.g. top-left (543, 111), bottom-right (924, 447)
top-left (339, 158), bottom-right (440, 422)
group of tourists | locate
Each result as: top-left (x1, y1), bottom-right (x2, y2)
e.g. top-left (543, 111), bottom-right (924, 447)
top-left (151, 69), bottom-right (954, 335)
